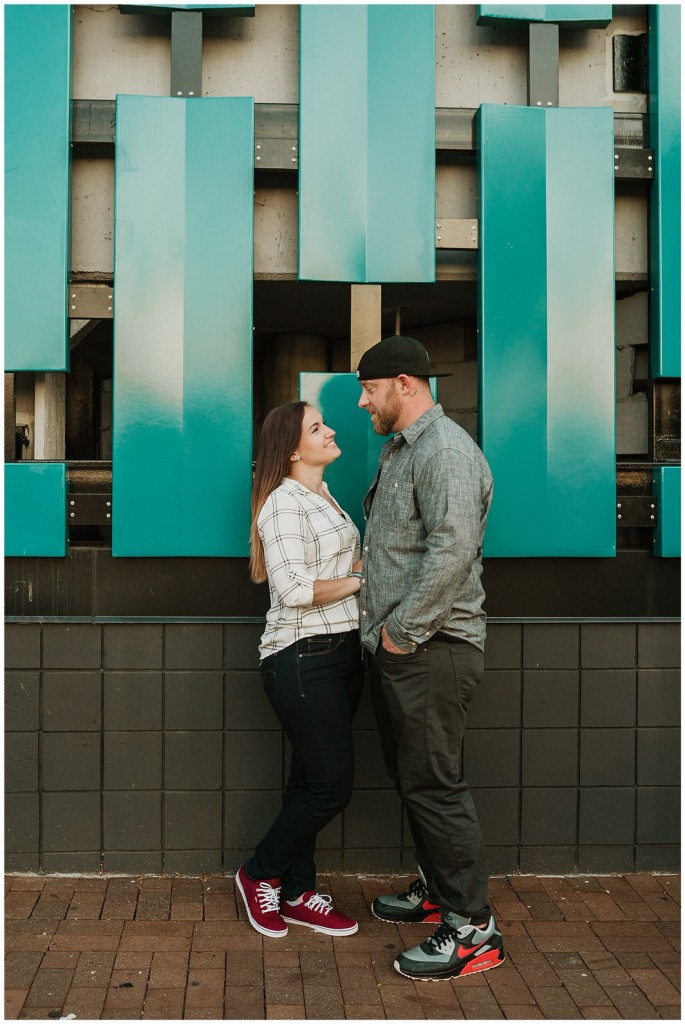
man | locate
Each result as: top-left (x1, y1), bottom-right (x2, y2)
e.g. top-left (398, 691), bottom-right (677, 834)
top-left (356, 334), bottom-right (503, 982)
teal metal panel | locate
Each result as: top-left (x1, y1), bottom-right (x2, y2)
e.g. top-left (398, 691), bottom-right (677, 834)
top-left (478, 105), bottom-right (615, 557)
top-left (648, 5), bottom-right (681, 379)
top-left (5, 5), bottom-right (72, 371)
top-left (299, 373), bottom-right (437, 537)
top-left (298, 5), bottom-right (435, 284)
top-left (113, 96), bottom-right (253, 556)
top-left (653, 467), bottom-right (680, 558)
top-left (478, 5), bottom-right (611, 24)
top-left (5, 463), bottom-right (67, 557)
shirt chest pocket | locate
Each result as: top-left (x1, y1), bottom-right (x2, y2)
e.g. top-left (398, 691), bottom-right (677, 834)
top-left (383, 481), bottom-right (416, 531)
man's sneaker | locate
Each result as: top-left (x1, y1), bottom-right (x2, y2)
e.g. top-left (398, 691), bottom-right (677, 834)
top-left (236, 865), bottom-right (288, 938)
top-left (394, 913), bottom-right (504, 981)
top-left (281, 891), bottom-right (358, 936)
top-left (372, 868), bottom-right (440, 924)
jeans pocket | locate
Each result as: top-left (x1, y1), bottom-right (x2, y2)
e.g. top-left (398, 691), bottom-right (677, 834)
top-left (301, 634), bottom-right (343, 657)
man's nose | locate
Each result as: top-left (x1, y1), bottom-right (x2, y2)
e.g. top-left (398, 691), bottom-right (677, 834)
top-left (358, 392), bottom-right (368, 409)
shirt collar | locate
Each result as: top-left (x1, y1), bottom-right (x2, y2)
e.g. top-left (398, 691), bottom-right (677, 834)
top-left (281, 476), bottom-right (330, 499)
top-left (397, 403), bottom-right (444, 446)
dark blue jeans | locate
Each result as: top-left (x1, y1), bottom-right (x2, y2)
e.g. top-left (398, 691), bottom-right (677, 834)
top-left (246, 630), bottom-right (363, 901)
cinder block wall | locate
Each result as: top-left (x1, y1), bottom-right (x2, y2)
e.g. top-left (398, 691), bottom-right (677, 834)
top-left (5, 620), bottom-right (680, 875)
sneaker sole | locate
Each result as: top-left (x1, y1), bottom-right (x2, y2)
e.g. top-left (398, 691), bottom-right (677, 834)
top-left (371, 905), bottom-right (440, 925)
top-left (235, 873), bottom-right (288, 939)
top-left (281, 915), bottom-right (358, 936)
top-left (393, 951), bottom-right (505, 982)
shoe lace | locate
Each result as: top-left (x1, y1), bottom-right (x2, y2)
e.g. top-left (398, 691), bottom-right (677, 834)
top-left (404, 878), bottom-right (427, 902)
top-left (424, 921), bottom-right (461, 955)
top-left (304, 892), bottom-right (333, 915)
top-left (256, 881), bottom-right (281, 914)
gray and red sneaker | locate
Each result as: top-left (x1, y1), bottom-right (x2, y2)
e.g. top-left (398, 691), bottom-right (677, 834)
top-left (236, 865), bottom-right (288, 938)
top-left (281, 891), bottom-right (358, 935)
top-left (372, 867), bottom-right (441, 924)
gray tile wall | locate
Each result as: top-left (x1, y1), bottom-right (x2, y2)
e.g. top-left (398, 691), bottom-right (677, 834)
top-left (4, 621), bottom-right (680, 875)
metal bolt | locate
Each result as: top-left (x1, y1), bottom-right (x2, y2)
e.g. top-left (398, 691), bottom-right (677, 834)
top-left (651, 504), bottom-right (655, 509)
top-left (256, 144), bottom-right (261, 149)
top-left (256, 156), bottom-right (261, 161)
top-left (437, 224), bottom-right (441, 229)
top-left (437, 235), bottom-right (442, 241)
top-left (547, 101), bottom-right (552, 106)
top-left (107, 502), bottom-right (111, 507)
top-left (70, 500), bottom-right (75, 506)
top-left (106, 513), bottom-right (111, 519)
top-left (536, 101), bottom-right (542, 106)
top-left (615, 154), bottom-right (619, 159)
top-left (291, 158), bottom-right (296, 162)
top-left (617, 514), bottom-right (622, 520)
top-left (614, 165), bottom-right (619, 171)
top-left (108, 306), bottom-right (112, 311)
top-left (177, 91), bottom-right (182, 96)
top-left (108, 295), bottom-right (112, 300)
top-left (71, 293), bottom-right (76, 299)
top-left (189, 91), bottom-right (194, 96)
top-left (71, 305), bottom-right (76, 310)
top-left (70, 512), bottom-right (75, 518)
top-left (291, 146), bottom-right (297, 152)
top-left (648, 155), bottom-right (653, 161)
top-left (651, 515), bottom-right (655, 520)
top-left (617, 503), bottom-right (622, 509)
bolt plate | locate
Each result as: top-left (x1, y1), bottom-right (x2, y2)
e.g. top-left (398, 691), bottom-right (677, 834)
top-left (616, 495), bottom-right (658, 527)
top-left (67, 493), bottom-right (113, 526)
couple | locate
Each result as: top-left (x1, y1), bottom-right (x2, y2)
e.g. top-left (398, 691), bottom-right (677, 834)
top-left (236, 335), bottom-right (503, 983)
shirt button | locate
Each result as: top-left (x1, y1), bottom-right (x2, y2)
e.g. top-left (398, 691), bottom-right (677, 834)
top-left (361, 577), bottom-right (365, 583)
top-left (425, 631), bottom-right (430, 636)
top-left (364, 545), bottom-right (369, 552)
top-left (362, 611), bottom-right (367, 617)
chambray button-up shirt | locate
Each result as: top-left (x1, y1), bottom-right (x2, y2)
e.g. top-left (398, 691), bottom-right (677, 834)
top-left (359, 404), bottom-right (493, 655)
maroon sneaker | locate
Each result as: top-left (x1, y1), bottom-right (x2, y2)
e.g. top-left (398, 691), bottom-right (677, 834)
top-left (281, 891), bottom-right (358, 935)
top-left (236, 865), bottom-right (288, 938)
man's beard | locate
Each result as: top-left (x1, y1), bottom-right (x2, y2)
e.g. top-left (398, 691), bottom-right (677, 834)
top-left (371, 388), bottom-right (402, 435)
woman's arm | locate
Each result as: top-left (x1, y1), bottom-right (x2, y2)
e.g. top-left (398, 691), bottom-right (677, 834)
top-left (312, 574), bottom-right (361, 605)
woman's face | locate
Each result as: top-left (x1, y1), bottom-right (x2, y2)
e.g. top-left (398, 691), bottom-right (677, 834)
top-left (294, 405), bottom-right (340, 468)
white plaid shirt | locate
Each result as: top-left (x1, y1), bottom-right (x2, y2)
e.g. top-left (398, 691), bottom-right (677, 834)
top-left (258, 477), bottom-right (361, 659)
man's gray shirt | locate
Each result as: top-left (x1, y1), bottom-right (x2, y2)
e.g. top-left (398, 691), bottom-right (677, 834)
top-left (360, 404), bottom-right (493, 655)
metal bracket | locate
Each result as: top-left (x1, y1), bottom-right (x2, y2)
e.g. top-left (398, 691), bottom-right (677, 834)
top-left (613, 34), bottom-right (648, 94)
top-left (171, 10), bottom-right (202, 98)
top-left (528, 22), bottom-right (559, 108)
top-left (255, 139), bottom-right (298, 170)
top-left (68, 284), bottom-right (113, 319)
top-left (616, 495), bottom-right (658, 527)
top-left (614, 147), bottom-right (655, 180)
top-left (436, 219), bottom-right (478, 250)
top-left (67, 493), bottom-right (113, 526)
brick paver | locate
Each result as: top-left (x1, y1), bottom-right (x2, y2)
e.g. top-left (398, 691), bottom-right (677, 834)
top-left (4, 873), bottom-right (680, 1019)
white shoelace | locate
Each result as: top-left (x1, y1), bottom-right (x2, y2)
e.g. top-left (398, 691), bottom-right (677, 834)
top-left (305, 892), bottom-right (333, 915)
top-left (256, 881), bottom-right (281, 914)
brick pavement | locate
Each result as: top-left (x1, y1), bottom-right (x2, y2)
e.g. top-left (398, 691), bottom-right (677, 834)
top-left (4, 873), bottom-right (680, 1020)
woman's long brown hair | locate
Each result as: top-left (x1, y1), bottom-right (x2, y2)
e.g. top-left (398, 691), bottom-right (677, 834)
top-left (249, 401), bottom-right (307, 583)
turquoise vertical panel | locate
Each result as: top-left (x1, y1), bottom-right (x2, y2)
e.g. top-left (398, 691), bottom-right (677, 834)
top-left (648, 5), bottom-right (681, 379)
top-left (299, 373), bottom-right (437, 537)
top-left (113, 96), bottom-right (253, 556)
top-left (5, 464), bottom-right (67, 557)
top-left (478, 105), bottom-right (615, 557)
top-left (477, 5), bottom-right (611, 24)
top-left (5, 5), bottom-right (72, 371)
top-left (653, 467), bottom-right (680, 558)
top-left (298, 5), bottom-right (435, 283)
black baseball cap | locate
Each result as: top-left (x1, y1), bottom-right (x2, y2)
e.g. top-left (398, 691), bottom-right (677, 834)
top-left (356, 335), bottom-right (452, 380)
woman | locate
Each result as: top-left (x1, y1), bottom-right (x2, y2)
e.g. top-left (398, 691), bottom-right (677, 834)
top-left (236, 401), bottom-right (364, 938)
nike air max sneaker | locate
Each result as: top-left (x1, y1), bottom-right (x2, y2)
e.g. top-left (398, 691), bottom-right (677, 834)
top-left (394, 913), bottom-right (504, 981)
top-left (371, 866), bottom-right (441, 924)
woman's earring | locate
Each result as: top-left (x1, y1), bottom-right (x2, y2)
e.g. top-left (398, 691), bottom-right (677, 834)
top-left (292, 454), bottom-right (301, 461)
